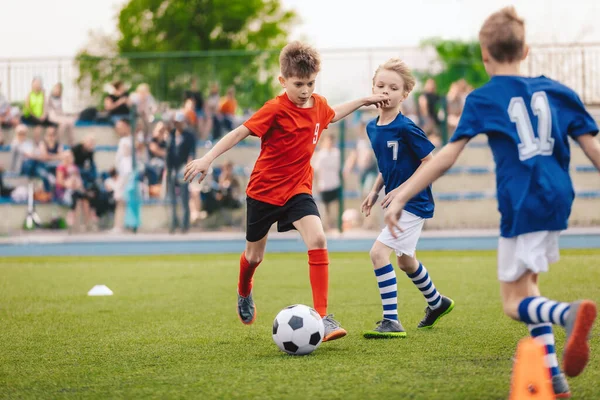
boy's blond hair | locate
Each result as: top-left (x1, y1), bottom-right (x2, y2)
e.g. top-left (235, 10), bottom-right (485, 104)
top-left (479, 6), bottom-right (526, 63)
top-left (372, 58), bottom-right (416, 95)
top-left (279, 41), bottom-right (321, 79)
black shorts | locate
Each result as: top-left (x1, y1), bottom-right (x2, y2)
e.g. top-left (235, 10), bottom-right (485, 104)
top-left (320, 187), bottom-right (340, 204)
top-left (246, 193), bottom-right (320, 242)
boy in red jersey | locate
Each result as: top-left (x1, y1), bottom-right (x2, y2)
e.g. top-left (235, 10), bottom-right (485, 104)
top-left (184, 41), bottom-right (388, 341)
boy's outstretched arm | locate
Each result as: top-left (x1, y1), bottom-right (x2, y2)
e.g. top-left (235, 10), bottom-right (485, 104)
top-left (384, 139), bottom-right (469, 236)
top-left (331, 94), bottom-right (389, 123)
top-left (183, 125), bottom-right (251, 183)
top-left (577, 134), bottom-right (600, 172)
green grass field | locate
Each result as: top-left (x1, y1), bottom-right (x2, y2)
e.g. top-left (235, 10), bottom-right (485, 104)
top-left (1, 250), bottom-right (599, 399)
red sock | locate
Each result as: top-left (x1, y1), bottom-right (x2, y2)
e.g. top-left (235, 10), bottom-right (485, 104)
top-left (308, 249), bottom-right (329, 317)
top-left (238, 252), bottom-right (260, 297)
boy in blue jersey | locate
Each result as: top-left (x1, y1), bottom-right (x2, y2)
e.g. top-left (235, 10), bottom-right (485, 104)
top-left (361, 58), bottom-right (454, 338)
top-left (384, 7), bottom-right (600, 397)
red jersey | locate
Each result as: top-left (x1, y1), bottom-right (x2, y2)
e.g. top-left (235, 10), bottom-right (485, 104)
top-left (243, 93), bottom-right (336, 206)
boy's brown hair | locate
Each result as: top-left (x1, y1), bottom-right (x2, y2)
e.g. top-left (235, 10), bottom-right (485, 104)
top-left (279, 41), bottom-right (321, 79)
top-left (479, 6), bottom-right (526, 63)
top-left (372, 58), bottom-right (416, 95)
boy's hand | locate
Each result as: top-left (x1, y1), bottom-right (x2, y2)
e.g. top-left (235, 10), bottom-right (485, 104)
top-left (384, 200), bottom-right (405, 238)
top-left (184, 157), bottom-right (211, 183)
top-left (363, 94), bottom-right (390, 109)
top-left (381, 187), bottom-right (402, 209)
top-left (361, 190), bottom-right (379, 217)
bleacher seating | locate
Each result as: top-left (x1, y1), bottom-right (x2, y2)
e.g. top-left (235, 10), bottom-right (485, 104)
top-left (1, 123), bottom-right (599, 234)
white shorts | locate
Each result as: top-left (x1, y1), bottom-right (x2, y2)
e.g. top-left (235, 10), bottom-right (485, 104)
top-left (497, 231), bottom-right (561, 282)
top-left (377, 210), bottom-right (425, 257)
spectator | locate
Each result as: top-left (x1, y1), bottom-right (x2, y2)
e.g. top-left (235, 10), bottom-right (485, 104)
top-left (130, 83), bottom-right (157, 137)
top-left (219, 86), bottom-right (238, 132)
top-left (112, 119), bottom-right (134, 233)
top-left (0, 82), bottom-right (19, 130)
top-left (183, 98), bottom-right (199, 133)
top-left (344, 122), bottom-right (378, 197)
top-left (166, 111), bottom-right (196, 233)
top-left (21, 77), bottom-right (57, 142)
top-left (313, 134), bottom-right (341, 231)
top-left (205, 82), bottom-right (222, 140)
top-left (146, 121), bottom-right (167, 186)
top-left (104, 81), bottom-right (130, 124)
top-left (10, 124), bottom-right (53, 192)
top-left (215, 161), bottom-right (241, 210)
top-left (184, 77), bottom-right (205, 115)
top-left (55, 150), bottom-right (86, 230)
top-left (418, 78), bottom-right (441, 147)
top-left (71, 135), bottom-right (97, 189)
top-left (38, 126), bottom-right (63, 176)
top-left (46, 83), bottom-right (75, 145)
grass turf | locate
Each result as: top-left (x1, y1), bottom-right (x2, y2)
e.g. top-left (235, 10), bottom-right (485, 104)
top-left (1, 250), bottom-right (599, 399)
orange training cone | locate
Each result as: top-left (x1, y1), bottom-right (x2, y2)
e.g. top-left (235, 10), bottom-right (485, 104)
top-left (509, 337), bottom-right (554, 400)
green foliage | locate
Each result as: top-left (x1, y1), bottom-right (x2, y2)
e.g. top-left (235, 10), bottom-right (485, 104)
top-left (419, 38), bottom-right (489, 93)
top-left (76, 0), bottom-right (296, 109)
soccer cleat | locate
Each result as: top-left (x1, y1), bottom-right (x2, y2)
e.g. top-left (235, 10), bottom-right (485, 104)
top-left (322, 314), bottom-right (347, 342)
top-left (417, 296), bottom-right (455, 329)
top-left (552, 374), bottom-right (571, 399)
top-left (237, 291), bottom-right (256, 325)
top-left (562, 300), bottom-right (597, 377)
top-left (363, 319), bottom-right (407, 339)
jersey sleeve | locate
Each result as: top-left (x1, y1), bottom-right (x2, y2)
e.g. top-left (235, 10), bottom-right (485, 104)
top-left (450, 94), bottom-right (482, 142)
top-left (565, 91), bottom-right (599, 138)
top-left (318, 95), bottom-right (336, 129)
top-left (406, 122), bottom-right (435, 159)
top-left (243, 100), bottom-right (278, 138)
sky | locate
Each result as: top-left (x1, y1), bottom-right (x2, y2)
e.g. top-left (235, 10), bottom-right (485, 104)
top-left (0, 0), bottom-right (598, 59)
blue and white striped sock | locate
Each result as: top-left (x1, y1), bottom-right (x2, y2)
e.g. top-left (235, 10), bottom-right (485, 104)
top-left (407, 263), bottom-right (442, 310)
top-left (528, 323), bottom-right (560, 377)
top-left (518, 297), bottom-right (571, 327)
top-left (374, 264), bottom-right (398, 321)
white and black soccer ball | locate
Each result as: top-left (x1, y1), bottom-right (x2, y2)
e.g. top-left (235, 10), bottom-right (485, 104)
top-left (272, 304), bottom-right (324, 355)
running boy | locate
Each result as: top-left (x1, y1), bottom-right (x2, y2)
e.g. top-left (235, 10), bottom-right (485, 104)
top-left (361, 58), bottom-right (454, 338)
top-left (383, 7), bottom-right (599, 397)
top-left (184, 41), bottom-right (389, 341)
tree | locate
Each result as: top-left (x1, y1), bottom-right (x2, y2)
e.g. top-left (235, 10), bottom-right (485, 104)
top-left (76, 0), bottom-right (296, 109)
top-left (418, 38), bottom-right (489, 94)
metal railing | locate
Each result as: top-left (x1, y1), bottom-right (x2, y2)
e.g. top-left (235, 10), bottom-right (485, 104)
top-left (0, 43), bottom-right (598, 114)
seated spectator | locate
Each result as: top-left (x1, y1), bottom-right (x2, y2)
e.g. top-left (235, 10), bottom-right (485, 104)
top-left (0, 82), bottom-right (20, 130)
top-left (55, 150), bottom-right (86, 230)
top-left (46, 83), bottom-right (75, 145)
top-left (71, 135), bottom-right (97, 189)
top-left (146, 121), bottom-right (167, 186)
top-left (104, 81), bottom-right (130, 124)
top-left (38, 126), bottom-right (63, 177)
top-left (219, 86), bottom-right (238, 132)
top-left (216, 161), bottom-right (241, 210)
top-left (21, 77), bottom-right (58, 142)
top-left (10, 124), bottom-right (52, 192)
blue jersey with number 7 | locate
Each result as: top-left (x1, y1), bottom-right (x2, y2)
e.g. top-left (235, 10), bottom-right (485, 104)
top-left (450, 75), bottom-right (599, 238)
top-left (367, 113), bottom-right (435, 219)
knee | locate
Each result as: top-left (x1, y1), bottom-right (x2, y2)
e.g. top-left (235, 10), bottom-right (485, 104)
top-left (307, 233), bottom-right (327, 250)
top-left (397, 256), bottom-right (419, 274)
top-left (501, 297), bottom-right (522, 321)
top-left (244, 250), bottom-right (264, 266)
top-left (369, 247), bottom-right (388, 267)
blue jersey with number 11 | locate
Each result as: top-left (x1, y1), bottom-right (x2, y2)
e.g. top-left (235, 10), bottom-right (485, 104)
top-left (451, 75), bottom-right (599, 238)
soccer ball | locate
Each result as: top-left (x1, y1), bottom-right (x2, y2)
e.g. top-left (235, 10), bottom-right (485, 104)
top-left (272, 304), bottom-right (324, 355)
